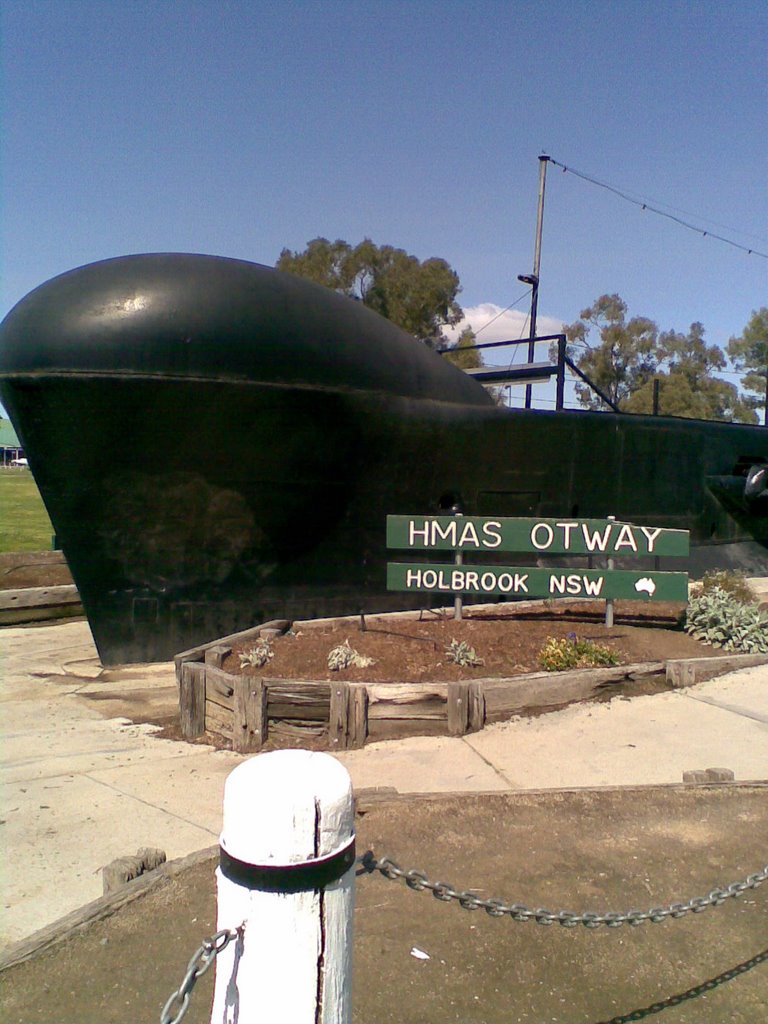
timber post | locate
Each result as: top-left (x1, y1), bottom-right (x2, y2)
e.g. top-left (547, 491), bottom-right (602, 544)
top-left (179, 662), bottom-right (205, 739)
top-left (447, 681), bottom-right (487, 735)
top-left (232, 675), bottom-right (268, 753)
top-left (330, 682), bottom-right (369, 750)
top-left (210, 750), bottom-right (356, 1023)
top-left (447, 681), bottom-right (470, 735)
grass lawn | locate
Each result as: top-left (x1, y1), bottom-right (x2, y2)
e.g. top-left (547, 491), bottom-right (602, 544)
top-left (0, 470), bottom-right (54, 552)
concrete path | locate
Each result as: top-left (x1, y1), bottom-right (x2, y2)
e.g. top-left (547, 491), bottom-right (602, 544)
top-left (1, 621), bottom-right (240, 950)
top-left (2, 618), bottom-right (767, 952)
top-left (339, 668), bottom-right (768, 793)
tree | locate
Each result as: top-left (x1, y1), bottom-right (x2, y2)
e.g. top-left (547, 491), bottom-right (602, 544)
top-left (727, 308), bottom-right (768, 426)
top-left (274, 237), bottom-right (357, 294)
top-left (563, 294), bottom-right (658, 409)
top-left (442, 326), bottom-right (482, 369)
top-left (564, 295), bottom-right (756, 423)
top-left (276, 237), bottom-right (463, 347)
top-left (624, 322), bottom-right (756, 423)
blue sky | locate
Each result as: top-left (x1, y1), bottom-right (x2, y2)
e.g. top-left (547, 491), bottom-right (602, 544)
top-left (2, 0), bottom-right (766, 402)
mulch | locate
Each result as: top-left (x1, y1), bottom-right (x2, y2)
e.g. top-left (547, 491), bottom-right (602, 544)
top-left (221, 601), bottom-right (719, 685)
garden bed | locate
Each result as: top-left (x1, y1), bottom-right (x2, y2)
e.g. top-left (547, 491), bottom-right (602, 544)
top-left (175, 600), bottom-right (733, 752)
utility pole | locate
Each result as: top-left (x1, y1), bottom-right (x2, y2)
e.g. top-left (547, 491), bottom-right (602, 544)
top-left (520, 154), bottom-right (549, 410)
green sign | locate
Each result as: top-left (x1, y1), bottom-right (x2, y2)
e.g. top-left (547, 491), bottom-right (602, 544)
top-left (386, 515), bottom-right (689, 557)
top-left (386, 563), bottom-right (689, 602)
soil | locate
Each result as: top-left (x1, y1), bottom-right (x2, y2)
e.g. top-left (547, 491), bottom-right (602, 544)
top-left (2, 787), bottom-right (767, 1024)
top-left (2, 552), bottom-right (727, 753)
top-left (149, 600), bottom-right (725, 752)
top-left (0, 554), bottom-right (738, 688)
top-left (221, 600), bottom-right (719, 686)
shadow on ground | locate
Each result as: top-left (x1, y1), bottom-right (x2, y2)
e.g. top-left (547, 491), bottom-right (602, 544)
top-left (1, 786), bottom-right (766, 1023)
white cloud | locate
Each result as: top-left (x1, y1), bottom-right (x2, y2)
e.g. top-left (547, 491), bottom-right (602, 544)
top-left (444, 303), bottom-right (563, 347)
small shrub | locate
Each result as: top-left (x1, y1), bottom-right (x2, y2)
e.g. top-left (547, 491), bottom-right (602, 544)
top-left (684, 587), bottom-right (768, 653)
top-left (327, 639), bottom-right (375, 671)
top-left (239, 638), bottom-right (274, 669)
top-left (700, 570), bottom-right (754, 606)
top-left (539, 634), bottom-right (620, 672)
top-left (445, 638), bottom-right (484, 667)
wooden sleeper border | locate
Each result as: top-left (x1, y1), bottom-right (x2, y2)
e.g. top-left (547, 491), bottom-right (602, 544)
top-left (175, 619), bottom-right (768, 753)
top-left (178, 659), bottom-right (484, 752)
top-left (175, 618), bottom-right (490, 751)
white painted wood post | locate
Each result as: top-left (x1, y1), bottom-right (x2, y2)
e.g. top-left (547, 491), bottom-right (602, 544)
top-left (210, 750), bottom-right (356, 1024)
top-left (453, 509), bottom-right (463, 620)
top-left (605, 514), bottom-right (615, 627)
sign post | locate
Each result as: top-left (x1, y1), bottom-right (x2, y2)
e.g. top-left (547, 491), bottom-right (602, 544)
top-left (454, 546), bottom-right (463, 621)
top-left (452, 508), bottom-right (464, 621)
top-left (606, 515), bottom-right (616, 627)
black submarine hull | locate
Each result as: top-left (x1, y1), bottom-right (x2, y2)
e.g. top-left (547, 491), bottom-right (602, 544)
top-left (1, 254), bottom-right (766, 664)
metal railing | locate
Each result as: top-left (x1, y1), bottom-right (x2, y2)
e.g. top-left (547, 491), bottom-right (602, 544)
top-left (443, 332), bottom-right (621, 412)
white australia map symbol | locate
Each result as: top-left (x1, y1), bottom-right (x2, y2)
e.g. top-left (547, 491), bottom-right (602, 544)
top-left (635, 577), bottom-right (656, 596)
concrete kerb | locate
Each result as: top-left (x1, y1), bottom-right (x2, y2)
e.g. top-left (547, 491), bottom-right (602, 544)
top-left (3, 778), bottom-right (767, 975)
top-left (666, 652), bottom-right (768, 686)
top-left (0, 845), bottom-right (218, 973)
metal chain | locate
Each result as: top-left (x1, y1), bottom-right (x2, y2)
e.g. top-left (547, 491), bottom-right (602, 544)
top-left (158, 857), bottom-right (765, 1020)
top-left (160, 928), bottom-right (240, 1024)
top-left (358, 852), bottom-right (768, 929)
top-left (594, 946), bottom-right (768, 1023)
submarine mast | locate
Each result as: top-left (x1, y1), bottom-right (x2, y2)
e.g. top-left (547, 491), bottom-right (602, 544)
top-left (519, 154), bottom-right (549, 409)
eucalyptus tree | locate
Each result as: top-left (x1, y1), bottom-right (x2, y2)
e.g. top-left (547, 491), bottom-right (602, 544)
top-left (277, 237), bottom-right (463, 348)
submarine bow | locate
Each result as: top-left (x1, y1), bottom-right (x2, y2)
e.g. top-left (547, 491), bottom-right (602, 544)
top-left (0, 254), bottom-right (496, 663)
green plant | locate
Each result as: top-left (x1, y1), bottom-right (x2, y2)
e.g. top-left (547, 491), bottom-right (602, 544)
top-left (327, 639), bottom-right (375, 671)
top-left (539, 634), bottom-right (620, 672)
top-left (239, 638), bottom-right (274, 669)
top-left (700, 569), bottom-right (754, 605)
top-left (445, 638), bottom-right (484, 667)
top-left (684, 587), bottom-right (768, 653)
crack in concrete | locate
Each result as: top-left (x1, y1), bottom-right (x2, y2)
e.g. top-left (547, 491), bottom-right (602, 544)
top-left (459, 735), bottom-right (518, 788)
top-left (682, 692), bottom-right (768, 726)
top-left (82, 773), bottom-right (220, 837)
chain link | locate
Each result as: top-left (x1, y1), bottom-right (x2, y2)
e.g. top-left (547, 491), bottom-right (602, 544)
top-left (594, 946), bottom-right (768, 1023)
top-left (359, 852), bottom-right (768, 929)
top-left (160, 928), bottom-right (241, 1024)
top-left (158, 858), bottom-right (765, 1022)
top-left (159, 856), bottom-right (765, 1019)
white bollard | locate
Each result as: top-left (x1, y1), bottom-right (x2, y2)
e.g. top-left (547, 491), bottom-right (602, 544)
top-left (210, 750), bottom-right (356, 1024)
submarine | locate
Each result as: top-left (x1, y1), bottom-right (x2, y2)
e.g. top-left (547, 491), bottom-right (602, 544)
top-left (0, 253), bottom-right (765, 664)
